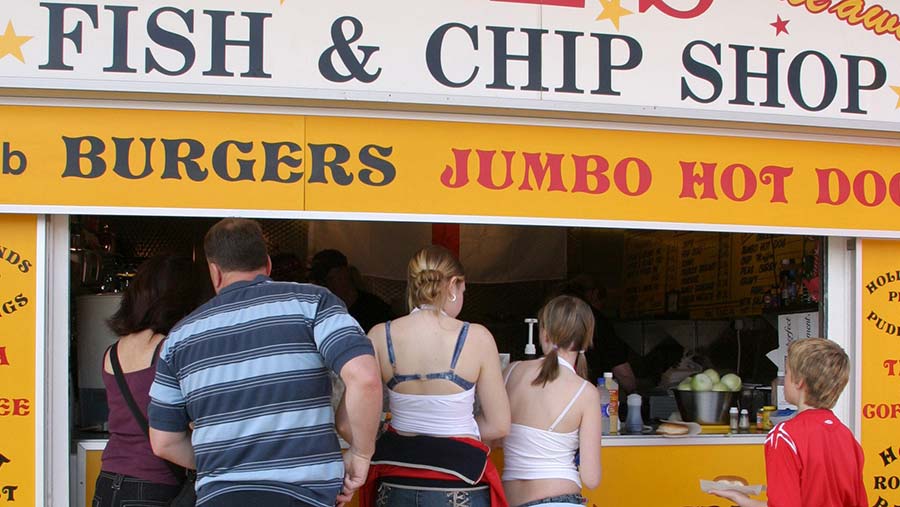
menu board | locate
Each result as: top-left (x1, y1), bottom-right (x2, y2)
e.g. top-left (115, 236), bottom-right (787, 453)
top-left (622, 231), bottom-right (813, 319)
top-left (0, 215), bottom-right (37, 505)
top-left (859, 239), bottom-right (900, 507)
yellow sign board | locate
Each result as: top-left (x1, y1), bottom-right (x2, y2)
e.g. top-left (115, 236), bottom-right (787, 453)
top-left (0, 215), bottom-right (37, 505)
top-left (3, 106), bottom-right (900, 235)
top-left (0, 106), bottom-right (304, 211)
top-left (860, 239), bottom-right (900, 507)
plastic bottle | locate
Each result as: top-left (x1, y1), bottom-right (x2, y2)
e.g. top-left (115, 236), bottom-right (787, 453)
top-left (598, 377), bottom-right (610, 436)
top-left (603, 372), bottom-right (619, 435)
top-left (739, 409), bottom-right (750, 433)
top-left (625, 393), bottom-right (643, 434)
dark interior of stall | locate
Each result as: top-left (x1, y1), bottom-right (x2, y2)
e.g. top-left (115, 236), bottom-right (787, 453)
top-left (69, 215), bottom-right (823, 436)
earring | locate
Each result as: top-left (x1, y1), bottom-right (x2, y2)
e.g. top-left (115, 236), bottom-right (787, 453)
top-left (449, 293), bottom-right (457, 302)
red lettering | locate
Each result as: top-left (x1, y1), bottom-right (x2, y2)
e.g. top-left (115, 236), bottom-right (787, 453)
top-left (891, 173), bottom-right (900, 205)
top-left (720, 163), bottom-right (757, 202)
top-left (886, 359), bottom-right (899, 376)
top-left (520, 153), bottom-right (567, 192)
top-left (441, 149), bottom-right (471, 188)
top-left (759, 165), bottom-right (793, 203)
top-left (816, 168), bottom-right (851, 205)
top-left (863, 403), bottom-right (900, 419)
top-left (679, 161), bottom-right (718, 199)
top-left (639, 0), bottom-right (714, 19)
top-left (11, 398), bottom-right (29, 417)
top-left (0, 347), bottom-right (7, 366)
top-left (0, 399), bottom-right (8, 416)
top-left (571, 155), bottom-right (611, 194)
top-left (477, 150), bottom-right (516, 190)
top-left (614, 157), bottom-right (652, 196)
top-left (853, 169), bottom-right (887, 207)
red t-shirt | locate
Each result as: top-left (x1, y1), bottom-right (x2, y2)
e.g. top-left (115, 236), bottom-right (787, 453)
top-left (765, 409), bottom-right (868, 507)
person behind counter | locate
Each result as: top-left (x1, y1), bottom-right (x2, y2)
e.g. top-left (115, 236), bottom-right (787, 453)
top-left (558, 275), bottom-right (637, 394)
top-left (710, 338), bottom-right (867, 507)
top-left (92, 254), bottom-right (201, 507)
top-left (310, 248), bottom-right (394, 333)
top-left (356, 245), bottom-right (511, 507)
top-left (502, 295), bottom-right (602, 507)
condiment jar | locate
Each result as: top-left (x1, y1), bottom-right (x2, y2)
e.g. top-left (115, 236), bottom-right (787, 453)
top-left (729, 407), bottom-right (739, 433)
top-left (739, 409), bottom-right (750, 432)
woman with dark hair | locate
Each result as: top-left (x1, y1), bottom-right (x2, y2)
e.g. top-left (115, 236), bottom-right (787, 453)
top-left (92, 254), bottom-right (200, 507)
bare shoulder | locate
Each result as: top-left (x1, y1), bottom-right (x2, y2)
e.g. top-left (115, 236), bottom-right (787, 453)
top-left (464, 323), bottom-right (499, 352)
top-left (579, 381), bottom-right (601, 403)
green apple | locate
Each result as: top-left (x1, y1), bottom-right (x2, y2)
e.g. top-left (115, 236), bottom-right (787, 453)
top-left (677, 378), bottom-right (693, 391)
top-left (691, 373), bottom-right (713, 392)
top-left (712, 382), bottom-right (729, 392)
top-left (703, 369), bottom-right (721, 384)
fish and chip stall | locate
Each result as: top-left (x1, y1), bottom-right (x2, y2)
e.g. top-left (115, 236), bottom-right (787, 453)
top-left (0, 1), bottom-right (899, 505)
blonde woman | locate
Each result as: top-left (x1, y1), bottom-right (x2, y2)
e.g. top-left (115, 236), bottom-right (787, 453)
top-left (352, 245), bottom-right (510, 507)
top-left (502, 295), bottom-right (602, 507)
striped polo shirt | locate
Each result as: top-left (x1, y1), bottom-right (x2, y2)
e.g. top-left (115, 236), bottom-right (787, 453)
top-left (148, 275), bottom-right (374, 506)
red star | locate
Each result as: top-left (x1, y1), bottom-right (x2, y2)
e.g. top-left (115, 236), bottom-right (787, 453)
top-left (771, 15), bottom-right (790, 36)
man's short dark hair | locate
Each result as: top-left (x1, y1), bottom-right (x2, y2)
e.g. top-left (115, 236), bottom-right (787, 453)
top-left (309, 249), bottom-right (348, 285)
top-left (204, 218), bottom-right (269, 272)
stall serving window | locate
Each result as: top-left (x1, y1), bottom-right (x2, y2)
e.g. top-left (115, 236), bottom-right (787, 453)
top-left (68, 216), bottom-right (824, 440)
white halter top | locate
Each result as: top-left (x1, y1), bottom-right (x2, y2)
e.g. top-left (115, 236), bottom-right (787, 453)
top-left (501, 356), bottom-right (587, 487)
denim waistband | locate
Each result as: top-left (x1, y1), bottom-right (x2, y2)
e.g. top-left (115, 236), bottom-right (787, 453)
top-left (516, 493), bottom-right (586, 507)
top-left (98, 471), bottom-right (158, 484)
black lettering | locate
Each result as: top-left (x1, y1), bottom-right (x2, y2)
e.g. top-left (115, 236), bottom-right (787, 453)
top-left (212, 140), bottom-right (256, 181)
top-left (61, 136), bottom-right (106, 178)
top-left (261, 142), bottom-right (303, 183)
top-left (111, 138), bottom-right (155, 179)
top-left (681, 40), bottom-right (722, 104)
top-left (1, 485), bottom-right (16, 501)
top-left (18, 260), bottom-right (31, 274)
top-left (145, 7), bottom-right (195, 76)
top-left (203, 10), bottom-right (272, 78)
top-left (728, 45), bottom-right (785, 108)
top-left (3, 142), bottom-right (27, 175)
top-left (426, 23), bottom-right (479, 88)
top-left (358, 144), bottom-right (395, 186)
top-left (14, 293), bottom-right (27, 308)
top-left (485, 26), bottom-right (548, 91)
top-left (591, 33), bottom-right (642, 96)
top-left (307, 144), bottom-right (353, 185)
top-left (40, 2), bottom-right (99, 71)
top-left (161, 139), bottom-right (207, 181)
top-left (104, 5), bottom-right (138, 73)
top-left (555, 30), bottom-right (583, 94)
top-left (788, 51), bottom-right (837, 112)
top-left (841, 55), bottom-right (886, 114)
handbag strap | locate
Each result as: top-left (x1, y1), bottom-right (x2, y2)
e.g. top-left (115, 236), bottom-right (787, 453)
top-left (108, 341), bottom-right (185, 480)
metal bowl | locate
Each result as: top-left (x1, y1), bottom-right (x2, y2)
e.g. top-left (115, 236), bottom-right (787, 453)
top-left (672, 390), bottom-right (734, 424)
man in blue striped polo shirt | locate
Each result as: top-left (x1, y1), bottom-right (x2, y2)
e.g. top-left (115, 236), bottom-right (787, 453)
top-left (148, 218), bottom-right (382, 507)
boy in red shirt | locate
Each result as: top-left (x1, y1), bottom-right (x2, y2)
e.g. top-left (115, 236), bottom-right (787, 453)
top-left (712, 338), bottom-right (868, 507)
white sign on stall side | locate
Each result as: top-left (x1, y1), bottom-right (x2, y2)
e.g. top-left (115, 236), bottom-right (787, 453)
top-left (1, 1), bottom-right (900, 128)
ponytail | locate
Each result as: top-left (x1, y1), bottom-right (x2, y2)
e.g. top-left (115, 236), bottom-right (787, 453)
top-left (574, 351), bottom-right (589, 380)
top-left (532, 348), bottom-right (561, 387)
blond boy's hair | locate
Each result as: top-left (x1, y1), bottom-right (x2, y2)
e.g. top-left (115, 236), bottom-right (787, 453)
top-left (787, 338), bottom-right (850, 409)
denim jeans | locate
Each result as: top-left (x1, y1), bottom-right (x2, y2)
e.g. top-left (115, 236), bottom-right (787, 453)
top-left (516, 493), bottom-right (587, 507)
top-left (92, 471), bottom-right (181, 507)
top-left (376, 482), bottom-right (491, 507)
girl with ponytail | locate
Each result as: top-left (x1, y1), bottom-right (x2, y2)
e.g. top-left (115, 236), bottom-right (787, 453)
top-left (502, 295), bottom-right (603, 507)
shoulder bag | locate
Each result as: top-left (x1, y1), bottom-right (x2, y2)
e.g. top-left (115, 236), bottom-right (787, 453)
top-left (109, 342), bottom-right (197, 507)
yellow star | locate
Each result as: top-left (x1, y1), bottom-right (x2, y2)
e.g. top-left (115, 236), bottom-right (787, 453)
top-left (892, 86), bottom-right (900, 109)
top-left (596, 0), bottom-right (634, 31)
top-left (0, 21), bottom-right (32, 63)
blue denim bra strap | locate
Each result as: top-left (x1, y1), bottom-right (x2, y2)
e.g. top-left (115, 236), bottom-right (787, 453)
top-left (386, 321), bottom-right (476, 391)
top-left (448, 322), bottom-right (470, 370)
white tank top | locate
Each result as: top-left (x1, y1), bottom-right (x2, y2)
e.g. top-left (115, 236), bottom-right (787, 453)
top-left (389, 388), bottom-right (480, 437)
top-left (501, 357), bottom-right (587, 487)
